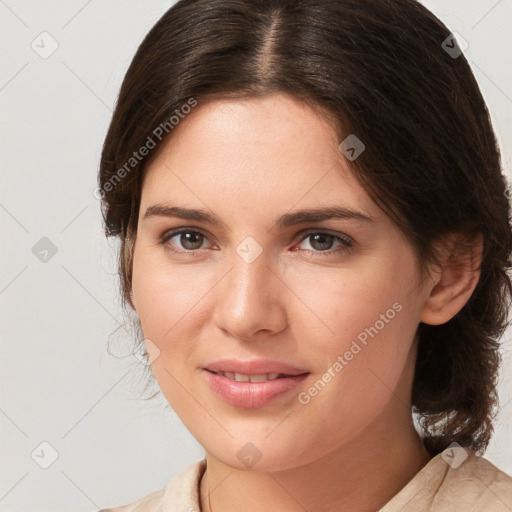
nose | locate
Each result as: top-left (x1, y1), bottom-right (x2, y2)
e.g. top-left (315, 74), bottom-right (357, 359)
top-left (211, 244), bottom-right (288, 342)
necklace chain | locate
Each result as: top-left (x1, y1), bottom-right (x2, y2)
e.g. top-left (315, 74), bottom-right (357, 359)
top-left (205, 458), bottom-right (213, 512)
top-left (208, 471), bottom-right (212, 511)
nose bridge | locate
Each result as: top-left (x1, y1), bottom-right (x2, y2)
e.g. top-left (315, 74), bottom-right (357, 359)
top-left (226, 239), bottom-right (271, 312)
top-left (213, 236), bottom-right (286, 339)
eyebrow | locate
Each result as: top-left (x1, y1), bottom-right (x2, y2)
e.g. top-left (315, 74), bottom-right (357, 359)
top-left (143, 203), bottom-right (374, 229)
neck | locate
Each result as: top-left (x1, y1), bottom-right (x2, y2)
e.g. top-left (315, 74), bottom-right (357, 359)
top-left (200, 411), bottom-right (432, 512)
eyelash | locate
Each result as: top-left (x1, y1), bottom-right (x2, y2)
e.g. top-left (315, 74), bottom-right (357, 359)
top-left (159, 227), bottom-right (353, 257)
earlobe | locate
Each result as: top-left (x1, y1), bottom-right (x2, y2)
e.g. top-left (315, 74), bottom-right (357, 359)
top-left (420, 233), bottom-right (483, 326)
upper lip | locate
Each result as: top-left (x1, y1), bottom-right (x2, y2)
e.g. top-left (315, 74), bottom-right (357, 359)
top-left (204, 359), bottom-right (309, 376)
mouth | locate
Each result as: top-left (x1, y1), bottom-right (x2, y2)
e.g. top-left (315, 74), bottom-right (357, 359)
top-left (205, 369), bottom-right (306, 382)
top-left (202, 368), bottom-right (310, 408)
top-left (203, 358), bottom-right (309, 376)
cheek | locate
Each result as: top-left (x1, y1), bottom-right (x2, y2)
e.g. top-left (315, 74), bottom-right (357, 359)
top-left (131, 250), bottom-right (208, 342)
top-left (131, 258), bottom-right (206, 406)
top-left (289, 255), bottom-right (415, 354)
top-left (289, 252), bottom-right (421, 409)
top-left (292, 279), bottom-right (416, 448)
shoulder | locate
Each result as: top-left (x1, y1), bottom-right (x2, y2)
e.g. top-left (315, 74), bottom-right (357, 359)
top-left (436, 450), bottom-right (512, 510)
top-left (99, 459), bottom-right (207, 512)
top-left (98, 488), bottom-right (165, 512)
top-left (381, 447), bottom-right (512, 512)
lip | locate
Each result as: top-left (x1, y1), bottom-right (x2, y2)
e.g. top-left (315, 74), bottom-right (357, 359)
top-left (204, 358), bottom-right (308, 376)
top-left (202, 359), bottom-right (310, 409)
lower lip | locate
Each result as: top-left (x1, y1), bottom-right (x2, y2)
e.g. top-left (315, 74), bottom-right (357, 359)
top-left (202, 370), bottom-right (309, 408)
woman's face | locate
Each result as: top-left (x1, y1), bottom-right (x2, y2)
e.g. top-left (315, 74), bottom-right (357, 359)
top-left (131, 92), bottom-right (431, 471)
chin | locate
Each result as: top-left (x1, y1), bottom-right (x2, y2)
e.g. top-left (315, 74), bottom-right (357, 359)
top-left (203, 437), bottom-right (318, 473)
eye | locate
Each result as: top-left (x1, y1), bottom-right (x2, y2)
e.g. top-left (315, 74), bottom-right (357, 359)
top-left (294, 231), bottom-right (353, 254)
top-left (160, 228), bottom-right (353, 256)
top-left (161, 228), bottom-right (211, 253)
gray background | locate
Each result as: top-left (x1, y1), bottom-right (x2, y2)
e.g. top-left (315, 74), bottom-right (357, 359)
top-left (0, 1), bottom-right (511, 511)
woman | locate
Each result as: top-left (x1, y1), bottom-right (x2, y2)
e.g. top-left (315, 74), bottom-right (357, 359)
top-left (97, 0), bottom-right (512, 510)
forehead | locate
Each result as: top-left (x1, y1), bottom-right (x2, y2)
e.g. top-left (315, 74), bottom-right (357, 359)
top-left (140, 93), bottom-right (379, 221)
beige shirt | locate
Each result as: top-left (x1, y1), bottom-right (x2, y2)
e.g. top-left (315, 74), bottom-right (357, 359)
top-left (100, 449), bottom-right (512, 511)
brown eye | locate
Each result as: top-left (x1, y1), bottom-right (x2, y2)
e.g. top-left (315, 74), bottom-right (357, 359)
top-left (307, 233), bottom-right (336, 251)
top-left (162, 229), bottom-right (209, 252)
top-left (296, 231), bottom-right (352, 253)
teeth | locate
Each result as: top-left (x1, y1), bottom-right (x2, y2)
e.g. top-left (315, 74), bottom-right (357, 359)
top-left (216, 371), bottom-right (283, 382)
top-left (249, 374), bottom-right (269, 382)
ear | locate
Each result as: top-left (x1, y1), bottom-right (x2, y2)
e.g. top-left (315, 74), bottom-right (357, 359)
top-left (420, 232), bottom-right (483, 325)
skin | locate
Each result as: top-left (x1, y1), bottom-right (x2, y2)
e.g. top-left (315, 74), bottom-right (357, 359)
top-left (130, 92), bottom-right (482, 512)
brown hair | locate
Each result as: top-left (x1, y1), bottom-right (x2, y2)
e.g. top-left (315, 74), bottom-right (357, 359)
top-left (98, 0), bottom-right (512, 456)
